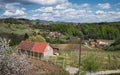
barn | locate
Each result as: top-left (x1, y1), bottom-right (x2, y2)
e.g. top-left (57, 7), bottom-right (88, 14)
top-left (17, 41), bottom-right (53, 58)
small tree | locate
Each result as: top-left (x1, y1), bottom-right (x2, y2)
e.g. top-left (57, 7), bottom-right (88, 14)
top-left (27, 35), bottom-right (46, 42)
top-left (0, 38), bottom-right (32, 75)
top-left (106, 38), bottom-right (120, 50)
top-left (24, 33), bottom-right (29, 40)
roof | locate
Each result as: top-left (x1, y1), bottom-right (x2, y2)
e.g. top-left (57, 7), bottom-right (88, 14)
top-left (17, 41), bottom-right (48, 53)
top-left (96, 40), bottom-right (101, 42)
top-left (89, 41), bottom-right (96, 45)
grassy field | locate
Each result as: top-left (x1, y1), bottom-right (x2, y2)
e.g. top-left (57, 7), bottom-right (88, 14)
top-left (0, 23), bottom-right (33, 35)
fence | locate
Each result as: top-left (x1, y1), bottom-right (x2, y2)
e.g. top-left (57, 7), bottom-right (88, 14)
top-left (48, 48), bottom-right (120, 75)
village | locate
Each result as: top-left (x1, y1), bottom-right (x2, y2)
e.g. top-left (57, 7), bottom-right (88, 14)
top-left (17, 31), bottom-right (110, 59)
top-left (14, 30), bottom-right (116, 75)
top-left (0, 17), bottom-right (120, 75)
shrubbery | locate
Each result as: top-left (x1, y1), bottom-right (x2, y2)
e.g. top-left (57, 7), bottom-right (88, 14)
top-left (106, 38), bottom-right (120, 50)
top-left (27, 35), bottom-right (46, 42)
top-left (0, 38), bottom-right (32, 75)
top-left (82, 55), bottom-right (100, 72)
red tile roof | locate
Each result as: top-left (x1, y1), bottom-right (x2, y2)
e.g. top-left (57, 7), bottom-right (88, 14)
top-left (32, 42), bottom-right (48, 53)
top-left (17, 41), bottom-right (48, 53)
top-left (89, 41), bottom-right (96, 45)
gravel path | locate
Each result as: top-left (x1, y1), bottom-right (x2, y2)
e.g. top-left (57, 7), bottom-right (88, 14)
top-left (66, 66), bottom-right (78, 75)
top-left (66, 66), bottom-right (120, 75)
top-left (86, 69), bottom-right (120, 75)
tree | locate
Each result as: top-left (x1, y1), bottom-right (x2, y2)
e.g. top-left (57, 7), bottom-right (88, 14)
top-left (0, 38), bottom-right (32, 75)
top-left (24, 33), bottom-right (29, 40)
top-left (27, 35), bottom-right (46, 42)
top-left (50, 24), bottom-right (79, 36)
top-left (106, 38), bottom-right (120, 50)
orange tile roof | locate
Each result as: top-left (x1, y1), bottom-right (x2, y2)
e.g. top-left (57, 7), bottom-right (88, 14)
top-left (32, 42), bottom-right (48, 53)
top-left (17, 41), bottom-right (34, 51)
top-left (89, 41), bottom-right (96, 45)
top-left (17, 41), bottom-right (48, 53)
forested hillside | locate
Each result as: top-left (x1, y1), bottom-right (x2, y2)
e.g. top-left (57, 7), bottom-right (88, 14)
top-left (0, 18), bottom-right (120, 45)
top-left (78, 22), bottom-right (120, 39)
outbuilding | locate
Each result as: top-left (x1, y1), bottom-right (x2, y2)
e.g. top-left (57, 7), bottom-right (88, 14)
top-left (17, 41), bottom-right (53, 59)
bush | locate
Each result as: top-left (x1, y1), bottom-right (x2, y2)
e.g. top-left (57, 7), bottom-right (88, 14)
top-left (0, 38), bottom-right (32, 75)
top-left (82, 55), bottom-right (100, 72)
top-left (106, 38), bottom-right (120, 51)
top-left (27, 35), bottom-right (46, 42)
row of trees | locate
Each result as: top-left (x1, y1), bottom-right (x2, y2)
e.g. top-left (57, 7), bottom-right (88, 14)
top-left (32, 22), bottom-right (120, 40)
top-left (50, 24), bottom-right (80, 36)
top-left (78, 23), bottom-right (120, 40)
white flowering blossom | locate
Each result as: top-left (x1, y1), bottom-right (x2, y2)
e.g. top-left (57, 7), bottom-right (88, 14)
top-left (0, 38), bottom-right (32, 75)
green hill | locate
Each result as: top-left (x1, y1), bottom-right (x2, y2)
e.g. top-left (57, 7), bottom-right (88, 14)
top-left (0, 18), bottom-right (120, 45)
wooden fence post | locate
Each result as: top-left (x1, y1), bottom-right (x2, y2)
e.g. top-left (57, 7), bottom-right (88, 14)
top-left (113, 55), bottom-right (118, 69)
top-left (108, 54), bottom-right (111, 69)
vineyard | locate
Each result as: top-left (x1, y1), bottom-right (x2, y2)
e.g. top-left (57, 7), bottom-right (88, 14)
top-left (48, 45), bottom-right (120, 74)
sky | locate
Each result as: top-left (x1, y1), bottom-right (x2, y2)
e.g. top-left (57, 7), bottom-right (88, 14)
top-left (0, 0), bottom-right (120, 23)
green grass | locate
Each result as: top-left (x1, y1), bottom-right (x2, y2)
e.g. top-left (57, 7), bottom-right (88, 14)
top-left (0, 23), bottom-right (33, 35)
top-left (49, 49), bottom-right (120, 71)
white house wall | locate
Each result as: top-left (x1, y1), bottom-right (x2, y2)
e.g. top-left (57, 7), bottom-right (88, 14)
top-left (44, 44), bottom-right (53, 58)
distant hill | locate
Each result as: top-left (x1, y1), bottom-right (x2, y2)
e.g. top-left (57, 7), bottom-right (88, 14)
top-left (0, 18), bottom-right (120, 45)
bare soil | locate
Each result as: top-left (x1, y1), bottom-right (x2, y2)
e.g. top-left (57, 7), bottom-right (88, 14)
top-left (28, 58), bottom-right (69, 75)
top-left (52, 44), bottom-right (91, 50)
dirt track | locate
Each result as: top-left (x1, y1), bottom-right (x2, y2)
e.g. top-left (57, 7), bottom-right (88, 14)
top-left (86, 69), bottom-right (120, 75)
top-left (52, 44), bottom-right (91, 50)
top-left (28, 58), bottom-right (63, 75)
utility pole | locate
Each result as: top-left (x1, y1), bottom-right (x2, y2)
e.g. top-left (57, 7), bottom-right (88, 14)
top-left (78, 31), bottom-right (83, 75)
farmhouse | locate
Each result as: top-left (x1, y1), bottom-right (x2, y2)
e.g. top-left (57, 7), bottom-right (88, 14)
top-left (17, 41), bottom-right (53, 58)
top-left (89, 39), bottom-right (109, 47)
top-left (89, 41), bottom-right (96, 47)
top-left (49, 31), bottom-right (61, 37)
top-left (96, 40), bottom-right (108, 46)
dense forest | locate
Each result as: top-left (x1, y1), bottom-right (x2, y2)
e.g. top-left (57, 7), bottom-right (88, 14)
top-left (31, 20), bottom-right (120, 40)
top-left (0, 18), bottom-right (120, 45)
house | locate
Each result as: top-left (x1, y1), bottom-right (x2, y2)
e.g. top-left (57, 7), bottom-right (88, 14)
top-left (96, 40), bottom-right (108, 46)
top-left (49, 31), bottom-right (61, 37)
top-left (89, 41), bottom-right (96, 47)
top-left (17, 41), bottom-right (53, 58)
top-left (89, 39), bottom-right (109, 47)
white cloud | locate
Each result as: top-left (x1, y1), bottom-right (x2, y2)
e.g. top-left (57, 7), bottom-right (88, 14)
top-left (34, 7), bottom-right (53, 13)
top-left (55, 4), bottom-right (67, 10)
top-left (0, 0), bottom-right (120, 23)
top-left (81, 3), bottom-right (90, 7)
top-left (29, 2), bottom-right (93, 22)
top-left (30, 4), bottom-right (90, 22)
top-left (94, 10), bottom-right (120, 22)
top-left (0, 3), bottom-right (19, 11)
top-left (5, 3), bottom-right (20, 10)
top-left (0, 0), bottom-right (68, 5)
top-left (29, 0), bottom-right (67, 5)
top-left (3, 9), bottom-right (25, 17)
top-left (96, 10), bottom-right (105, 14)
top-left (8, 0), bottom-right (67, 5)
top-left (0, 2), bottom-right (25, 17)
top-left (97, 3), bottom-right (111, 9)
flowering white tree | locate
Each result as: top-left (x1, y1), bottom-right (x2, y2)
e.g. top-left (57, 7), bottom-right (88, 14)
top-left (0, 38), bottom-right (32, 75)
